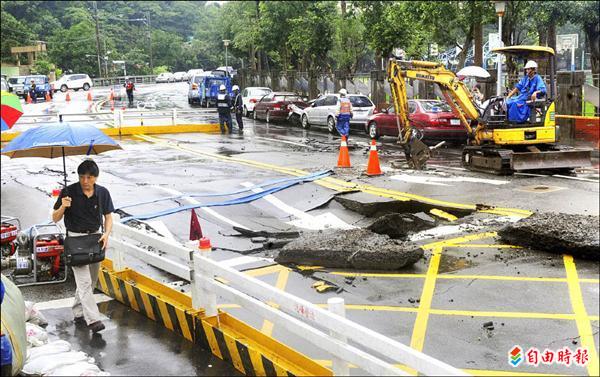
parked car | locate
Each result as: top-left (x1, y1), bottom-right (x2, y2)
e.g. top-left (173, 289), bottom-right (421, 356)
top-left (287, 100), bottom-right (313, 126)
top-left (23, 75), bottom-right (52, 100)
top-left (155, 72), bottom-right (174, 83)
top-left (241, 87), bottom-right (272, 117)
top-left (253, 92), bottom-right (308, 123)
top-left (301, 93), bottom-right (375, 134)
top-left (365, 99), bottom-right (468, 144)
top-left (51, 74), bottom-right (93, 92)
top-left (188, 73), bottom-right (231, 107)
top-left (7, 76), bottom-right (26, 97)
top-left (1, 77), bottom-right (7, 92)
top-left (173, 71), bottom-right (187, 82)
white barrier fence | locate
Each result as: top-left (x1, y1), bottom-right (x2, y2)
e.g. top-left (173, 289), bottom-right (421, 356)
top-left (109, 220), bottom-right (468, 376)
top-left (15, 109), bottom-right (218, 127)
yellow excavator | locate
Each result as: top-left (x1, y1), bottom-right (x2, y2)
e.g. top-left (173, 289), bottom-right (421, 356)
top-left (387, 45), bottom-right (592, 174)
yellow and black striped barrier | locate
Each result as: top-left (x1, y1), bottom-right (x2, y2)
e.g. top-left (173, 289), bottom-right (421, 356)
top-left (97, 259), bottom-right (331, 376)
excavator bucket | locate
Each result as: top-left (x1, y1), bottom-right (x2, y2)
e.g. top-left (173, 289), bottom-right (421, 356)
top-left (401, 138), bottom-right (430, 169)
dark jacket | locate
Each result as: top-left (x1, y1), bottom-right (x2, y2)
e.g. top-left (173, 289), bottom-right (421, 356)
top-left (233, 92), bottom-right (243, 113)
top-left (216, 93), bottom-right (232, 115)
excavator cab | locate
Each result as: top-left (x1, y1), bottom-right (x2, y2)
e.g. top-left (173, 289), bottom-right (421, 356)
top-left (489, 46), bottom-right (556, 129)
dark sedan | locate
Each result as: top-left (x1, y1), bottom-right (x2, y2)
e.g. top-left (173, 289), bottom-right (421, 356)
top-left (253, 92), bottom-right (308, 123)
top-left (365, 99), bottom-right (468, 144)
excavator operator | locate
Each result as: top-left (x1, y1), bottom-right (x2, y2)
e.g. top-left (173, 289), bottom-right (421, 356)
top-left (505, 60), bottom-right (546, 123)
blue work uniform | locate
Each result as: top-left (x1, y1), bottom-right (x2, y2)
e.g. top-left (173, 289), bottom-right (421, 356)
top-left (506, 74), bottom-right (546, 123)
top-left (336, 97), bottom-right (353, 137)
top-left (216, 92), bottom-right (233, 134)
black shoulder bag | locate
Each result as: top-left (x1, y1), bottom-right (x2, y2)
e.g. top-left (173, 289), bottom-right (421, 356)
top-left (63, 190), bottom-right (106, 266)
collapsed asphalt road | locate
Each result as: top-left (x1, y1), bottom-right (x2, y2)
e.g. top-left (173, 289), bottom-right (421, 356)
top-left (499, 212), bottom-right (600, 260)
top-left (276, 228), bottom-right (424, 270)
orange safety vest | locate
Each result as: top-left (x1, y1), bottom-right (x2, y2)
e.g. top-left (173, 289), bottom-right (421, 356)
top-left (339, 97), bottom-right (352, 114)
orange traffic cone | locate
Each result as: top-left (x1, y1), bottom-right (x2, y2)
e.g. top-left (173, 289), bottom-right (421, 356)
top-left (87, 91), bottom-right (93, 101)
top-left (65, 91), bottom-right (71, 102)
top-left (26, 93), bottom-right (32, 104)
top-left (110, 100), bottom-right (115, 112)
top-left (109, 89), bottom-right (114, 101)
top-left (366, 139), bottom-right (383, 176)
top-left (337, 135), bottom-right (351, 168)
top-left (45, 92), bottom-right (51, 101)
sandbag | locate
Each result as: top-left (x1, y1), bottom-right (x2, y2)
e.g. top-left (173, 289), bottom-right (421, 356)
top-left (25, 323), bottom-right (48, 347)
top-left (27, 340), bottom-right (71, 361)
top-left (0, 275), bottom-right (27, 376)
top-left (21, 351), bottom-right (91, 375)
top-left (24, 301), bottom-right (48, 327)
top-left (46, 361), bottom-right (108, 376)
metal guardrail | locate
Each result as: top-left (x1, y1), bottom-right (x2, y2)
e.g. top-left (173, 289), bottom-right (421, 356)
top-left (109, 219), bottom-right (468, 376)
top-left (14, 109), bottom-right (217, 126)
top-left (92, 75), bottom-right (158, 87)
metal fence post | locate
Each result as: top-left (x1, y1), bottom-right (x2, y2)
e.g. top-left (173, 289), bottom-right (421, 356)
top-left (328, 297), bottom-right (349, 376)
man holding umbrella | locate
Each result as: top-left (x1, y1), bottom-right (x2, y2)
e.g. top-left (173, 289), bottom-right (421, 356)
top-left (52, 159), bottom-right (114, 333)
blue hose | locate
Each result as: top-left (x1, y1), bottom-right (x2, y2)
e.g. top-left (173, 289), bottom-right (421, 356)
top-left (116, 170), bottom-right (331, 211)
top-left (118, 170), bottom-right (332, 223)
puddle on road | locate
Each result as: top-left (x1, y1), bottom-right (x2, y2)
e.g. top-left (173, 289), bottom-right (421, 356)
top-left (438, 254), bottom-right (475, 273)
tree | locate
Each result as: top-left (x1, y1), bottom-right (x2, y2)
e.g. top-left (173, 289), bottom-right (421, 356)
top-left (0, 4), bottom-right (35, 64)
top-left (329, 4), bottom-right (369, 74)
top-left (571, 1), bottom-right (599, 86)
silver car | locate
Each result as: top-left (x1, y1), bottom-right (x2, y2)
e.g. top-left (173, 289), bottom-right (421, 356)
top-left (7, 76), bottom-right (26, 97)
top-left (301, 93), bottom-right (375, 134)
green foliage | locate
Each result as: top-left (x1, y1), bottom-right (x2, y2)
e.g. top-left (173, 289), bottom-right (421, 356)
top-left (152, 65), bottom-right (169, 75)
top-left (31, 54), bottom-right (53, 75)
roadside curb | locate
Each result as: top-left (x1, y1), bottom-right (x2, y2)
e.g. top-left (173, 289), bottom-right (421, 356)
top-left (0, 123), bottom-right (221, 142)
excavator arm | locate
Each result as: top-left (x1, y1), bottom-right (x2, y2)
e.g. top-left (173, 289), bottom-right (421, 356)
top-left (386, 59), bottom-right (483, 168)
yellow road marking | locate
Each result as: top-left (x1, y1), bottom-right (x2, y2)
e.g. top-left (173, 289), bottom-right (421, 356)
top-left (448, 244), bottom-right (521, 249)
top-left (410, 246), bottom-right (443, 353)
top-left (244, 264), bottom-right (288, 277)
top-left (430, 208), bottom-right (458, 221)
top-left (260, 268), bottom-right (290, 336)
top-left (564, 255), bottom-right (600, 376)
top-left (423, 231), bottom-right (498, 250)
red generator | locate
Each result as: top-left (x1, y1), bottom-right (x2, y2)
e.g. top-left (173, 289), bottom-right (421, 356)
top-left (1, 216), bottom-right (20, 258)
top-left (1, 223), bottom-right (68, 287)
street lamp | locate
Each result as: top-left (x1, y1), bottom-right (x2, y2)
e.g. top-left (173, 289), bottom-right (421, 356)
top-left (223, 39), bottom-right (230, 68)
top-left (494, 1), bottom-right (506, 96)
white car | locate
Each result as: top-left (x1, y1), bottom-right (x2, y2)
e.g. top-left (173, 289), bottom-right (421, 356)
top-left (185, 69), bottom-right (204, 82)
top-left (51, 73), bottom-right (93, 92)
top-left (155, 72), bottom-right (174, 83)
top-left (241, 87), bottom-right (272, 117)
top-left (301, 93), bottom-right (375, 134)
top-left (173, 71), bottom-right (186, 82)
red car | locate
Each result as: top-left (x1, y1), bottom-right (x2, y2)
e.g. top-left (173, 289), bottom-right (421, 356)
top-left (253, 92), bottom-right (308, 123)
top-left (365, 99), bottom-right (468, 144)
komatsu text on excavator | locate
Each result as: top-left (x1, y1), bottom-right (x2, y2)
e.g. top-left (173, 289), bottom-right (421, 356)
top-left (387, 45), bottom-right (592, 175)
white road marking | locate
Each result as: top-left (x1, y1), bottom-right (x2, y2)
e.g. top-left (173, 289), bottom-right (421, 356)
top-left (241, 182), bottom-right (355, 230)
top-left (390, 173), bottom-right (508, 186)
top-left (155, 186), bottom-right (249, 229)
top-left (408, 216), bottom-right (521, 242)
top-left (35, 293), bottom-right (113, 311)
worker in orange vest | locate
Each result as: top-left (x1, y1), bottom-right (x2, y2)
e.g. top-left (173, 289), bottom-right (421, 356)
top-left (336, 88), bottom-right (353, 138)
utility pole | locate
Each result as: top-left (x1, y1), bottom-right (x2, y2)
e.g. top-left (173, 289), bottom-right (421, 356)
top-left (146, 11), bottom-right (153, 74)
top-left (93, 1), bottom-right (102, 78)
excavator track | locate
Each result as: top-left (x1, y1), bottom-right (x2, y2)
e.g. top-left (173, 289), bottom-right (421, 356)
top-left (461, 145), bottom-right (592, 175)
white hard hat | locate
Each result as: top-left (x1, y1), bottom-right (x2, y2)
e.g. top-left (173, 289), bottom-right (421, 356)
top-left (339, 88), bottom-right (347, 96)
top-left (232, 85), bottom-right (239, 91)
top-left (524, 60), bottom-right (538, 69)
top-left (219, 84), bottom-right (226, 91)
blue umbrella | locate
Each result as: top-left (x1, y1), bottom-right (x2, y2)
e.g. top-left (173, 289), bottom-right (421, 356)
top-left (1, 122), bottom-right (122, 187)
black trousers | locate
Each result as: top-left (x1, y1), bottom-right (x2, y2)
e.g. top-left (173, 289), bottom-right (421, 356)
top-left (235, 112), bottom-right (243, 130)
top-left (126, 91), bottom-right (134, 106)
